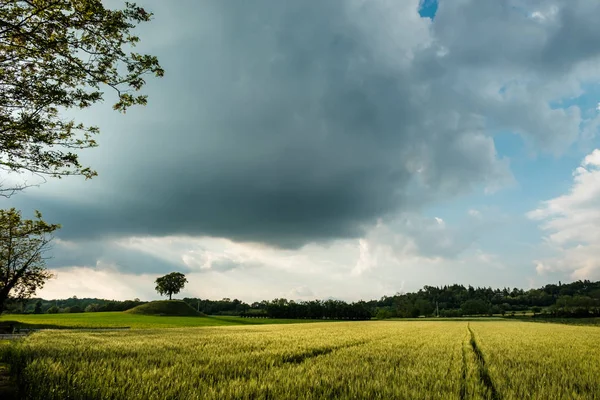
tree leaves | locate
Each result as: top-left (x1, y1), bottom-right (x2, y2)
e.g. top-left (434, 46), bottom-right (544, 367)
top-left (155, 272), bottom-right (188, 300)
top-left (0, 208), bottom-right (60, 311)
top-left (0, 0), bottom-right (163, 190)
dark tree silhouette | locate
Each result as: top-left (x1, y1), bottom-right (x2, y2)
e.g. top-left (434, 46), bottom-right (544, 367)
top-left (155, 272), bottom-right (188, 300)
top-left (0, 208), bottom-right (59, 312)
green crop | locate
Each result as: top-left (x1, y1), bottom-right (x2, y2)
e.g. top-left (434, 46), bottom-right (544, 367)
top-left (2, 321), bottom-right (599, 399)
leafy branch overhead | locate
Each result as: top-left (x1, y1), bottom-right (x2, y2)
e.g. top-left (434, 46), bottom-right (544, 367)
top-left (0, 0), bottom-right (164, 182)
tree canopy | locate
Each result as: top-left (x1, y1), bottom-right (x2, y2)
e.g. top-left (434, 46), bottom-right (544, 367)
top-left (155, 272), bottom-right (188, 301)
top-left (0, 208), bottom-right (59, 312)
top-left (0, 0), bottom-right (163, 193)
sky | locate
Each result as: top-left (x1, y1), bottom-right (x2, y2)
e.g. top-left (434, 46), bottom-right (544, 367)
top-left (6, 0), bottom-right (600, 302)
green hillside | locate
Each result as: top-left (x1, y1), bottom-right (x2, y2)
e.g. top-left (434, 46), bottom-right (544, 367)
top-left (125, 300), bottom-right (205, 316)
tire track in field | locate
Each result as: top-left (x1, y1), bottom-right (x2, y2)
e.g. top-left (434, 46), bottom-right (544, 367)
top-left (280, 335), bottom-right (389, 365)
top-left (460, 332), bottom-right (468, 400)
top-left (280, 346), bottom-right (336, 364)
top-left (201, 336), bottom-right (388, 386)
top-left (467, 324), bottom-right (501, 400)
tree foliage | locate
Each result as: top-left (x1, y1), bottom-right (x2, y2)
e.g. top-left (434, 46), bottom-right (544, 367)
top-left (0, 0), bottom-right (163, 192)
top-left (155, 272), bottom-right (187, 301)
top-left (0, 208), bottom-right (59, 311)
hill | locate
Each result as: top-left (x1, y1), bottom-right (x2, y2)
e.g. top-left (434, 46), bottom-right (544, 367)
top-left (125, 300), bottom-right (205, 317)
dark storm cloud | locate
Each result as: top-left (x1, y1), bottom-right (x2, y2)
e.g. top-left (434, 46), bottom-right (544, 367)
top-left (46, 240), bottom-right (189, 274)
top-left (10, 0), bottom-right (600, 249)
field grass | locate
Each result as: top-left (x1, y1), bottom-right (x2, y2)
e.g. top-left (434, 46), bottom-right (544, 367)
top-left (125, 300), bottom-right (205, 316)
top-left (520, 316), bottom-right (600, 326)
top-left (1, 320), bottom-right (599, 399)
top-left (470, 321), bottom-right (600, 399)
top-left (0, 312), bottom-right (327, 329)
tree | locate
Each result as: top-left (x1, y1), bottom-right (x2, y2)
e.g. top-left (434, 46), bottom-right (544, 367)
top-left (33, 299), bottom-right (42, 314)
top-left (85, 303), bottom-right (100, 312)
top-left (0, 208), bottom-right (59, 312)
top-left (155, 272), bottom-right (187, 300)
top-left (460, 299), bottom-right (489, 316)
top-left (0, 0), bottom-right (163, 194)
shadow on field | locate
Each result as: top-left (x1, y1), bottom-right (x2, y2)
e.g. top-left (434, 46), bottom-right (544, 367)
top-left (0, 321), bottom-right (129, 332)
top-left (207, 317), bottom-right (264, 325)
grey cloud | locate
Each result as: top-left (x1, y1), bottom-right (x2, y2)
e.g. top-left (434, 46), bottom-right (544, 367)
top-left (209, 259), bottom-right (261, 273)
top-left (46, 240), bottom-right (188, 275)
top-left (540, 1), bottom-right (600, 72)
top-left (365, 211), bottom-right (503, 262)
top-left (9, 0), bottom-right (600, 251)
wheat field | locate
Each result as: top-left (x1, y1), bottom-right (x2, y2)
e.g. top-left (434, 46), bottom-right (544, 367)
top-left (2, 321), bottom-right (599, 399)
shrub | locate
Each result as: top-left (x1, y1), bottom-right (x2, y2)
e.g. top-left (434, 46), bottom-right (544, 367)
top-left (85, 304), bottom-right (101, 312)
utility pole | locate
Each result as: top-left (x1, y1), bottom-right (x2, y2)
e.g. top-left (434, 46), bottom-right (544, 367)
top-left (197, 300), bottom-right (200, 312)
top-left (436, 301), bottom-right (439, 317)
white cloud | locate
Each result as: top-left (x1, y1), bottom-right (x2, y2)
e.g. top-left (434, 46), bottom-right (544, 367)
top-left (530, 6), bottom-right (559, 22)
top-left (528, 149), bottom-right (600, 280)
top-left (39, 212), bottom-right (512, 301)
top-left (288, 286), bottom-right (314, 299)
top-left (468, 209), bottom-right (482, 219)
top-left (583, 149), bottom-right (600, 167)
top-left (41, 265), bottom-right (157, 301)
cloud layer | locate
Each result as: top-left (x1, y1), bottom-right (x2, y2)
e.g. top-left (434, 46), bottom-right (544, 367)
top-left (5, 0), bottom-right (600, 299)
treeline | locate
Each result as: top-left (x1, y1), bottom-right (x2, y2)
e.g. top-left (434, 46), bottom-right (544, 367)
top-left (260, 299), bottom-right (372, 320)
top-left (183, 280), bottom-right (600, 319)
top-left (4, 280), bottom-right (600, 319)
top-left (180, 298), bottom-right (372, 320)
top-left (3, 297), bottom-right (146, 314)
top-left (372, 280), bottom-right (600, 318)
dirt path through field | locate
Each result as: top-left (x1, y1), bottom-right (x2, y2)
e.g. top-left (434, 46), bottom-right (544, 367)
top-left (467, 324), bottom-right (501, 400)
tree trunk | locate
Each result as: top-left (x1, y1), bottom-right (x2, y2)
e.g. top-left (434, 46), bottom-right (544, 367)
top-left (169, 293), bottom-right (172, 300)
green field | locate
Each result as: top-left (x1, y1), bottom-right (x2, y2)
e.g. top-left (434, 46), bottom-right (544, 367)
top-left (1, 320), bottom-right (599, 399)
top-left (0, 312), bottom-right (327, 329)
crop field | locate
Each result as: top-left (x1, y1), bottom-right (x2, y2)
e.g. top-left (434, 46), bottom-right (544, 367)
top-left (0, 312), bottom-right (327, 329)
top-left (1, 321), bottom-right (599, 399)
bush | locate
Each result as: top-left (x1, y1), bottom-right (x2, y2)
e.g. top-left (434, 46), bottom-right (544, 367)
top-left (375, 309), bottom-right (394, 319)
top-left (69, 306), bottom-right (83, 313)
top-left (440, 309), bottom-right (463, 318)
top-left (460, 299), bottom-right (490, 316)
top-left (85, 303), bottom-right (101, 312)
top-left (47, 306), bottom-right (59, 314)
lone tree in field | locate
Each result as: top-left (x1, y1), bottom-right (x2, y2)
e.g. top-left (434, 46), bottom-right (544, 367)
top-left (0, 0), bottom-right (163, 195)
top-left (0, 208), bottom-right (59, 312)
top-left (155, 272), bottom-right (188, 300)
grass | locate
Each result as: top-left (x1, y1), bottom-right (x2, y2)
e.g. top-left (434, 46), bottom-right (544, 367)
top-left (125, 300), bottom-right (205, 316)
top-left (0, 312), bottom-right (328, 330)
top-left (471, 321), bottom-right (600, 399)
top-left (516, 316), bottom-right (600, 326)
top-left (2, 322), bottom-right (466, 399)
top-left (0, 340), bottom-right (17, 400)
top-left (1, 320), bottom-right (599, 399)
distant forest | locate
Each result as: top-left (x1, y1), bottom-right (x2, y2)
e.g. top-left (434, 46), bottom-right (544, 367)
top-left (4, 279), bottom-right (600, 320)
